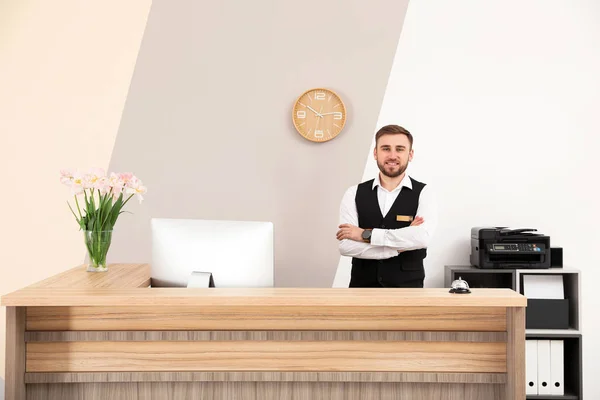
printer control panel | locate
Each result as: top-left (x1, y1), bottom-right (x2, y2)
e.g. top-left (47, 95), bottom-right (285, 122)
top-left (489, 243), bottom-right (544, 252)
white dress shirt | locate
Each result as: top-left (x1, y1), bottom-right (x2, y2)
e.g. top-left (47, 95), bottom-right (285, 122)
top-left (338, 173), bottom-right (437, 259)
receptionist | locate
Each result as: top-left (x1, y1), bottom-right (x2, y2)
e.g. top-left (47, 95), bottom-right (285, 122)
top-left (336, 125), bottom-right (437, 288)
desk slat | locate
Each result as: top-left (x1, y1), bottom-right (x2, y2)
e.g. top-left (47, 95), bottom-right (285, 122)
top-left (26, 305), bottom-right (507, 331)
top-left (27, 341), bottom-right (507, 373)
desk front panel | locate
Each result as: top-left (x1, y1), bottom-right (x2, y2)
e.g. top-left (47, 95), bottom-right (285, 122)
top-left (15, 303), bottom-right (524, 400)
top-left (26, 339), bottom-right (507, 373)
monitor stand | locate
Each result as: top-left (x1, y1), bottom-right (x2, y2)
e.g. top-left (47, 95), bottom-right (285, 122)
top-left (187, 271), bottom-right (215, 288)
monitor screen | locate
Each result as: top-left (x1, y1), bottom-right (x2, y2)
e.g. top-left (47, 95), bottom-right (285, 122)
top-left (151, 218), bottom-right (274, 288)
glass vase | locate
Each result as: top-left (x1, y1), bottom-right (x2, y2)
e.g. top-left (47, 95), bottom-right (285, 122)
top-left (84, 230), bottom-right (113, 272)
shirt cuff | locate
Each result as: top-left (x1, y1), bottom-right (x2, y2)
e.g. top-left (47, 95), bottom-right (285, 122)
top-left (370, 228), bottom-right (386, 246)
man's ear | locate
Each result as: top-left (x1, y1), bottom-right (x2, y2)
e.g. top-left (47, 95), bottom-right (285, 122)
top-left (408, 148), bottom-right (414, 162)
top-left (373, 147), bottom-right (377, 160)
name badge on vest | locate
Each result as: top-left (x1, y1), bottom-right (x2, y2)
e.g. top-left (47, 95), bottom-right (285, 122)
top-left (396, 215), bottom-right (414, 222)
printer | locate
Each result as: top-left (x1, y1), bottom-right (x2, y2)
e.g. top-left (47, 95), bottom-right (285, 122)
top-left (470, 227), bottom-right (551, 269)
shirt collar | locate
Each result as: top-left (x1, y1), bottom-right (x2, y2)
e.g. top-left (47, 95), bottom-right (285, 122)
top-left (372, 173), bottom-right (412, 192)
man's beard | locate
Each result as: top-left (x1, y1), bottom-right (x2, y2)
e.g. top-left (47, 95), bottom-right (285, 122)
top-left (377, 159), bottom-right (408, 178)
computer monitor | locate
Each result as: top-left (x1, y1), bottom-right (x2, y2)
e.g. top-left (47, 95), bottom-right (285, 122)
top-left (150, 218), bottom-right (274, 288)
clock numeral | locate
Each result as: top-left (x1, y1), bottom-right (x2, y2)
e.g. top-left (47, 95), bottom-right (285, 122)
top-left (333, 112), bottom-right (343, 120)
top-left (296, 110), bottom-right (306, 119)
top-left (315, 129), bottom-right (324, 138)
top-left (314, 92), bottom-right (326, 100)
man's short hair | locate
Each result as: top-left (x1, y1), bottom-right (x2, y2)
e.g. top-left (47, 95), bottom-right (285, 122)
top-left (375, 125), bottom-right (413, 148)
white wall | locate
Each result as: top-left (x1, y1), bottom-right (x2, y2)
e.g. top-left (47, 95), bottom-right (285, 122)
top-left (335, 0), bottom-right (599, 397)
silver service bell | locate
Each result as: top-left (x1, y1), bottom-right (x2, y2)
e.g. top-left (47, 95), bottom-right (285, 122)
top-left (449, 276), bottom-right (471, 294)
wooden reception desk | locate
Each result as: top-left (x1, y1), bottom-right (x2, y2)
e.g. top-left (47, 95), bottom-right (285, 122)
top-left (2, 263), bottom-right (526, 400)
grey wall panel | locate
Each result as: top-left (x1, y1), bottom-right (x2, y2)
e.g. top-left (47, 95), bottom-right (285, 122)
top-left (107, 0), bottom-right (410, 287)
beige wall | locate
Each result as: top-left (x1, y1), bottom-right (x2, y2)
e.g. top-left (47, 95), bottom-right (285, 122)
top-left (0, 0), bottom-right (152, 386)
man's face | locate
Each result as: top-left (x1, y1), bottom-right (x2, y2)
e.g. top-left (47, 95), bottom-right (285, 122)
top-left (374, 134), bottom-right (413, 178)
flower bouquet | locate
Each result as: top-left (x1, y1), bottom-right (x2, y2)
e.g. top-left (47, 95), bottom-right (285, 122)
top-left (60, 168), bottom-right (147, 272)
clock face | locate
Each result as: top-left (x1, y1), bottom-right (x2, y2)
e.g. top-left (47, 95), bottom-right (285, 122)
top-left (292, 88), bottom-right (346, 143)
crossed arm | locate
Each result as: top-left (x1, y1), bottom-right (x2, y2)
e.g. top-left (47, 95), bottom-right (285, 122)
top-left (336, 185), bottom-right (437, 259)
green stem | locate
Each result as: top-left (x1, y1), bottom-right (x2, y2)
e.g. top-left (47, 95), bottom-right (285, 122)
top-left (86, 230), bottom-right (112, 269)
top-left (97, 231), bottom-right (101, 265)
top-left (100, 188), bottom-right (114, 228)
top-left (121, 193), bottom-right (135, 207)
top-left (74, 195), bottom-right (83, 220)
top-left (67, 201), bottom-right (79, 222)
top-left (96, 189), bottom-right (102, 230)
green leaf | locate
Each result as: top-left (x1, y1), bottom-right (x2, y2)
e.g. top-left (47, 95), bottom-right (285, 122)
top-left (90, 190), bottom-right (96, 215)
top-left (100, 194), bottom-right (114, 229)
top-left (107, 194), bottom-right (124, 226)
top-left (79, 214), bottom-right (87, 230)
top-left (96, 190), bottom-right (103, 229)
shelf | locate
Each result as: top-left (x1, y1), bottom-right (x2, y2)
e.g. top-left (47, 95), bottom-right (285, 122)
top-left (527, 329), bottom-right (581, 337)
top-left (520, 268), bottom-right (580, 274)
top-left (526, 393), bottom-right (577, 400)
top-left (444, 265), bottom-right (515, 289)
top-left (525, 337), bottom-right (582, 400)
top-left (518, 271), bottom-right (581, 332)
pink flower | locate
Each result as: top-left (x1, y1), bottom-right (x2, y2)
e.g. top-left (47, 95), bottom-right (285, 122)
top-left (108, 173), bottom-right (125, 200)
top-left (60, 169), bottom-right (85, 195)
top-left (60, 169), bottom-right (75, 185)
top-left (70, 171), bottom-right (85, 195)
top-left (125, 176), bottom-right (148, 203)
top-left (83, 168), bottom-right (106, 190)
top-left (119, 172), bottom-right (134, 184)
top-left (60, 168), bottom-right (148, 230)
top-left (95, 177), bottom-right (112, 195)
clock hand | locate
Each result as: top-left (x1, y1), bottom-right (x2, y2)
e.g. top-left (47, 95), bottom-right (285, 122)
top-left (320, 112), bottom-right (341, 116)
top-left (305, 105), bottom-right (323, 118)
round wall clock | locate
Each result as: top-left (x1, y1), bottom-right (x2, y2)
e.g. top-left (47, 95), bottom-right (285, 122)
top-left (292, 88), bottom-right (347, 143)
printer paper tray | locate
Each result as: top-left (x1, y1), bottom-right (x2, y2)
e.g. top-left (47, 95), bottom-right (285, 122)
top-left (488, 253), bottom-right (543, 264)
top-left (488, 264), bottom-right (543, 269)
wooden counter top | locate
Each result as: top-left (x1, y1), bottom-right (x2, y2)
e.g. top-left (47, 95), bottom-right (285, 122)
top-left (1, 263), bottom-right (526, 308)
top-left (24, 263), bottom-right (150, 289)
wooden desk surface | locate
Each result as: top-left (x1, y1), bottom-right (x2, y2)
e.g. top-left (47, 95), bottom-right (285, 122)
top-left (25, 263), bottom-right (151, 289)
top-left (1, 263), bottom-right (526, 307)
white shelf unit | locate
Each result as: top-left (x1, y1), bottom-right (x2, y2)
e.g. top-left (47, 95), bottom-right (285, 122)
top-left (444, 265), bottom-right (584, 399)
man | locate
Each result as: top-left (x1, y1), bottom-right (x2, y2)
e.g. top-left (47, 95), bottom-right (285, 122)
top-left (336, 125), bottom-right (437, 288)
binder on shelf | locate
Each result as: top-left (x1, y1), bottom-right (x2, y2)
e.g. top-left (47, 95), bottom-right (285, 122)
top-left (550, 340), bottom-right (564, 395)
top-left (526, 340), bottom-right (538, 395)
top-left (537, 340), bottom-right (552, 395)
top-left (523, 275), bottom-right (564, 299)
top-left (523, 274), bottom-right (569, 329)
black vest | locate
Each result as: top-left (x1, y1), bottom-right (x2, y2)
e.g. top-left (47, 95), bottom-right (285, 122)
top-left (349, 177), bottom-right (427, 287)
